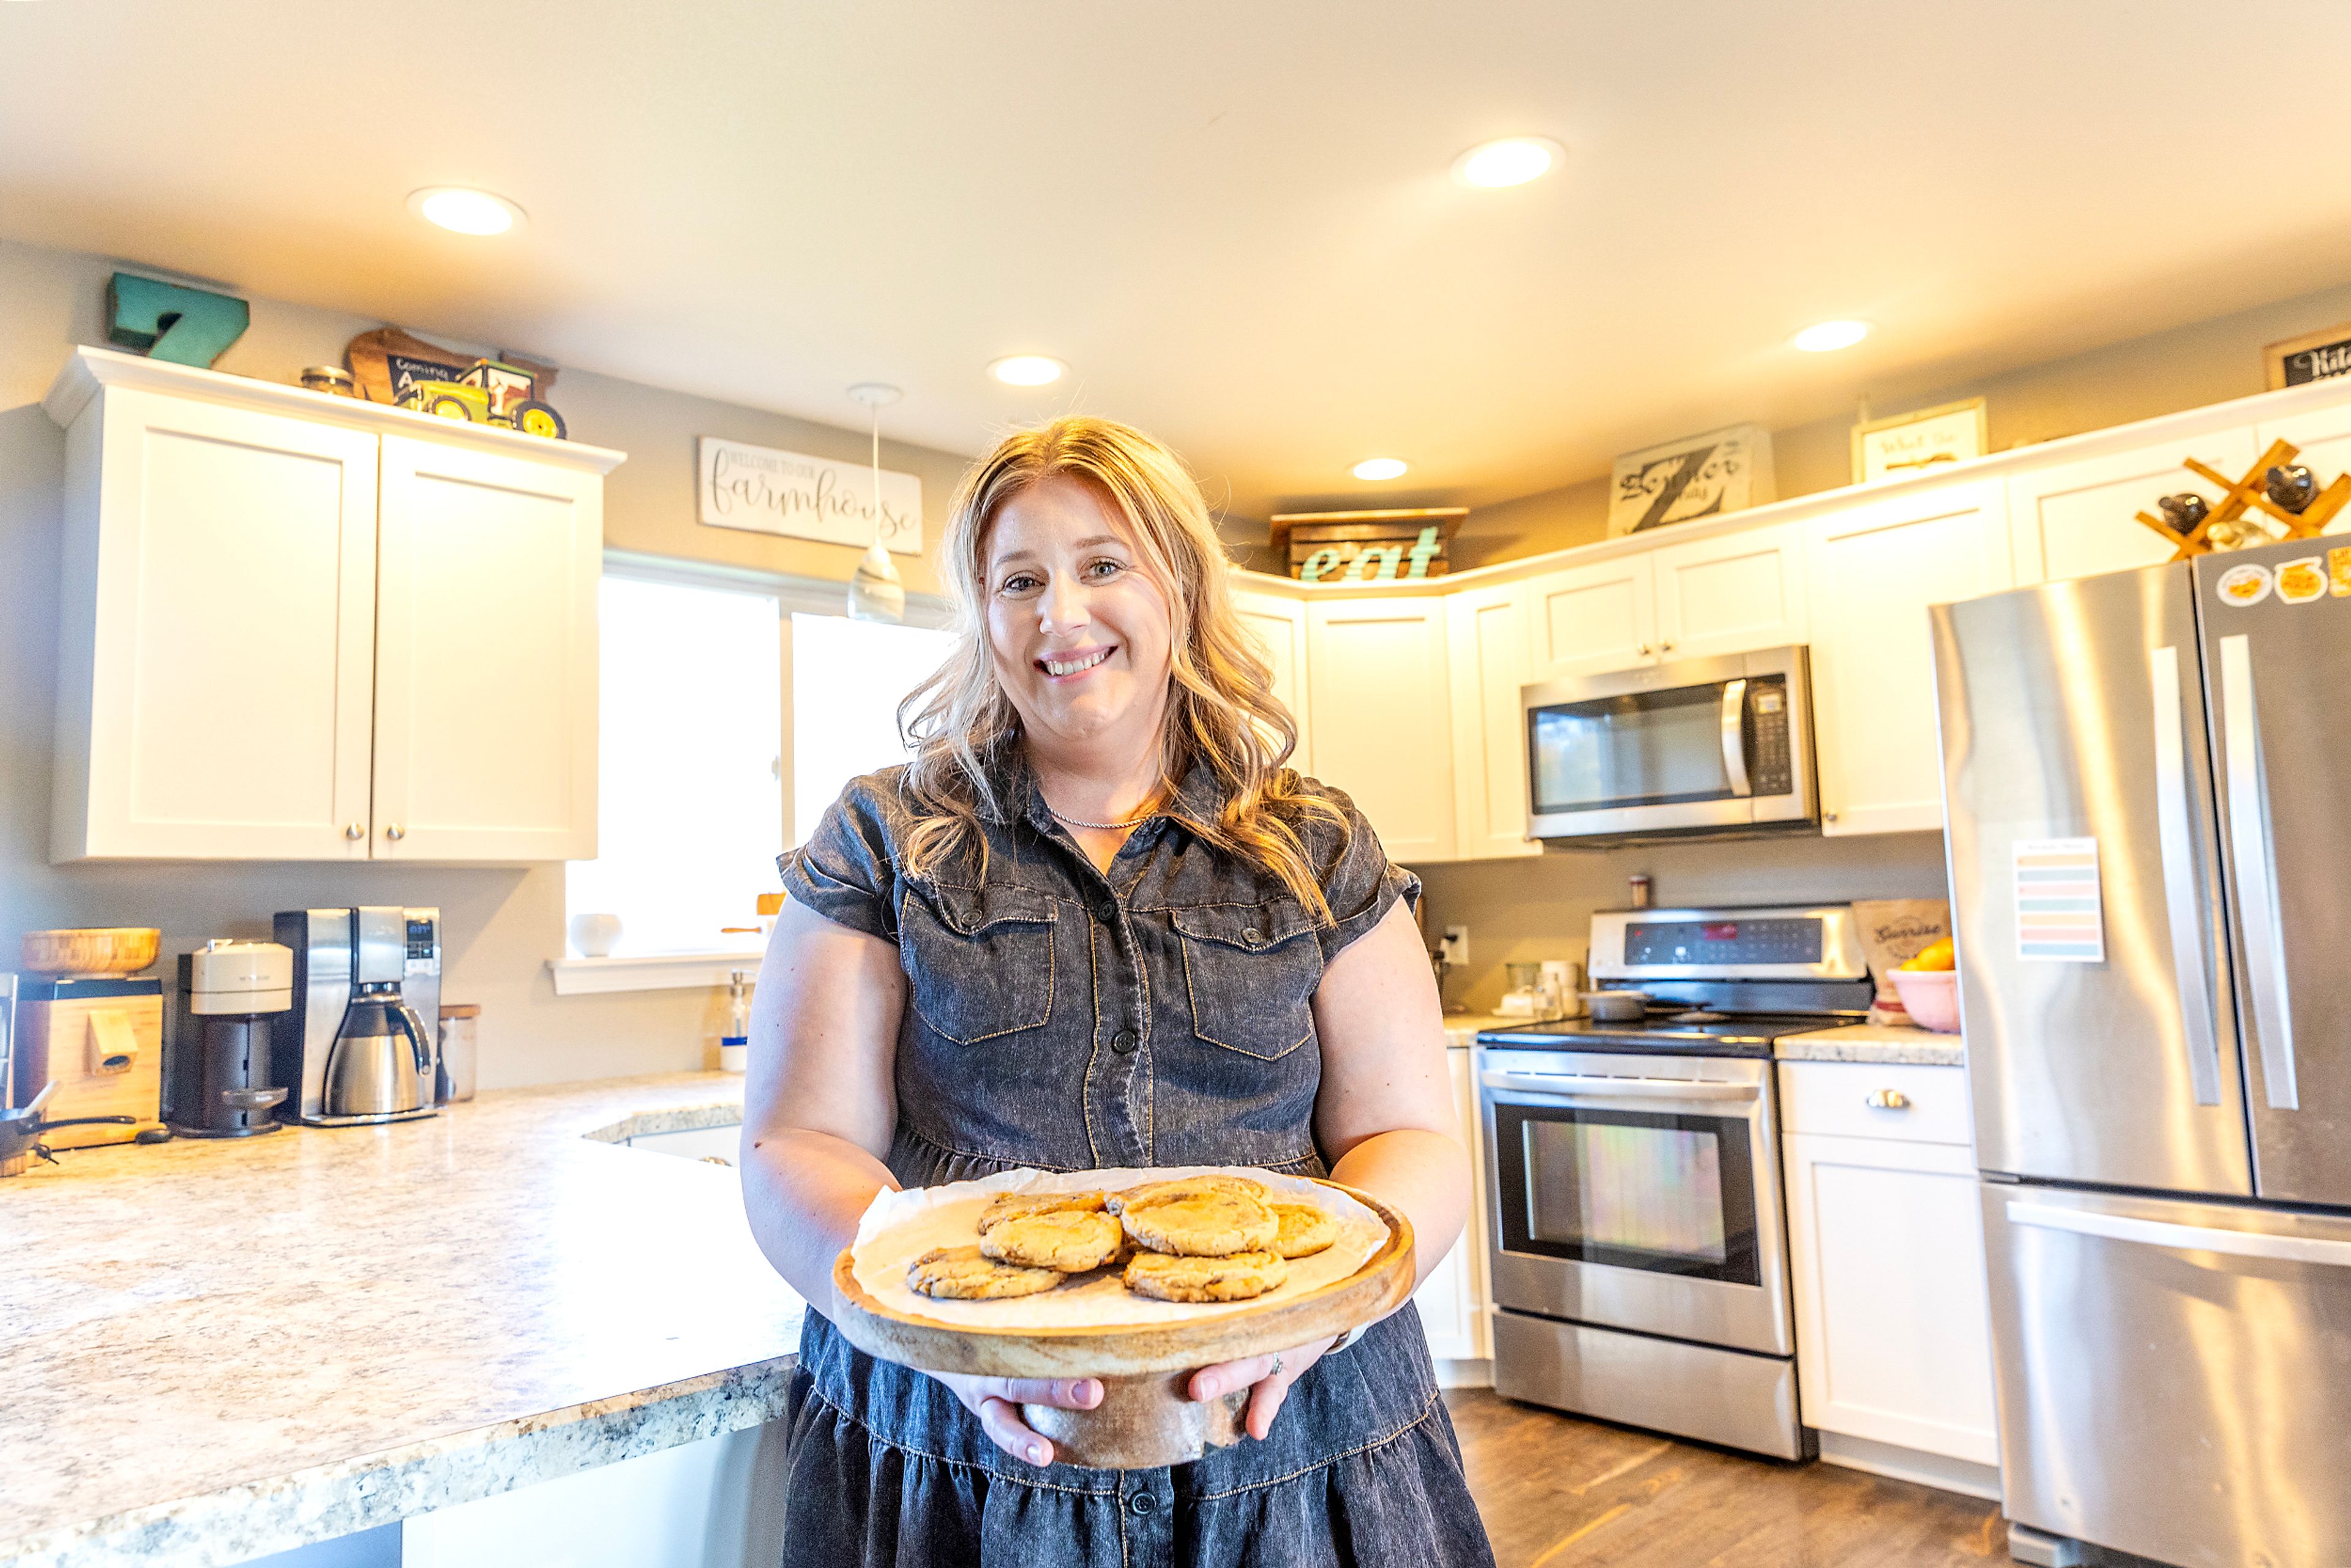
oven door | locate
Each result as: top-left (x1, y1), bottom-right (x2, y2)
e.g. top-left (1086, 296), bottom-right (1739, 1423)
top-left (1479, 1048), bottom-right (1793, 1356)
top-left (1523, 647), bottom-right (1814, 840)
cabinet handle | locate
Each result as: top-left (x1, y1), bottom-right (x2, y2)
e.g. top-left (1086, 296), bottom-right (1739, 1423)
top-left (343, 823), bottom-right (365, 841)
top-left (1864, 1089), bottom-right (1911, 1111)
top-left (384, 824), bottom-right (406, 842)
top-left (1637, 643), bottom-right (1652, 656)
top-left (1824, 811), bottom-right (1840, 823)
top-left (1660, 639), bottom-right (1675, 652)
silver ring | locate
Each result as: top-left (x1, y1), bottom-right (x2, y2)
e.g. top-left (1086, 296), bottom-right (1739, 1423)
top-left (1268, 1353), bottom-right (1284, 1379)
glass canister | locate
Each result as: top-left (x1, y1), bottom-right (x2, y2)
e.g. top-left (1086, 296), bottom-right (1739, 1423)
top-left (438, 1003), bottom-right (480, 1103)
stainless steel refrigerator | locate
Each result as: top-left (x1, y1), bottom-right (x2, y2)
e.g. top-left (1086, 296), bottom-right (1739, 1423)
top-left (1932, 533), bottom-right (2351, 1568)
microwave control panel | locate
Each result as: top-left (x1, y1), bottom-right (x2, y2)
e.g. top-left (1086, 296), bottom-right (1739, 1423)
top-left (1747, 677), bottom-right (1792, 796)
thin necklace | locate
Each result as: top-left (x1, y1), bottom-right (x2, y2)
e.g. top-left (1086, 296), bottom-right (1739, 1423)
top-left (1043, 786), bottom-right (1166, 832)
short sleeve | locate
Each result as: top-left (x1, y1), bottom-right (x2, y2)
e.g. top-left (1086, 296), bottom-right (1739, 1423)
top-left (1305, 781), bottom-right (1422, 963)
top-left (778, 776), bottom-right (902, 943)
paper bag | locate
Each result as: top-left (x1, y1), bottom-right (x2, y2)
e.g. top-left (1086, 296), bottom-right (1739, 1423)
top-left (1850, 899), bottom-right (1951, 1027)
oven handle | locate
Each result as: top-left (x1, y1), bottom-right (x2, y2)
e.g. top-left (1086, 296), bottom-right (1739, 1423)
top-left (1720, 678), bottom-right (1752, 798)
top-left (1480, 1070), bottom-right (1760, 1105)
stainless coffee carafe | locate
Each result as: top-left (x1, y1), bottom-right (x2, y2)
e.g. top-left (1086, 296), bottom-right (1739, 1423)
top-left (272, 907), bottom-right (443, 1125)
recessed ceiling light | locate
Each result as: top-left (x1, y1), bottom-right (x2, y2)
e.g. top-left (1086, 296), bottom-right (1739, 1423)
top-left (1352, 457), bottom-right (1409, 481)
top-left (988, 354), bottom-right (1066, 387)
top-left (1791, 319), bottom-right (1871, 353)
top-left (1451, 137), bottom-right (1565, 190)
top-left (407, 187), bottom-right (525, 236)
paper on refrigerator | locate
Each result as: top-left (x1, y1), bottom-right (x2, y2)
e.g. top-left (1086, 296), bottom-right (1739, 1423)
top-left (2014, 838), bottom-right (2104, 962)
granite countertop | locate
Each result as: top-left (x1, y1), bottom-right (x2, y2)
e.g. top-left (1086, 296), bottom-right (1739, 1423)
top-left (0, 1073), bottom-right (798, 1568)
top-left (1775, 1023), bottom-right (1965, 1067)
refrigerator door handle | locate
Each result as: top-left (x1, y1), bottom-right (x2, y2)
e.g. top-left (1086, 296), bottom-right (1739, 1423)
top-left (2148, 645), bottom-right (2223, 1106)
top-left (2218, 634), bottom-right (2299, 1111)
top-left (1719, 678), bottom-right (1752, 797)
top-left (2006, 1198), bottom-right (2351, 1268)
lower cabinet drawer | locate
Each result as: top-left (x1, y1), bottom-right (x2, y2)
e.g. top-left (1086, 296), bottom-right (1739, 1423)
top-left (1777, 1060), bottom-right (1973, 1146)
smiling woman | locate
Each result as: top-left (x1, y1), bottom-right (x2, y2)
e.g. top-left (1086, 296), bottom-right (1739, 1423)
top-left (738, 416), bottom-right (1490, 1567)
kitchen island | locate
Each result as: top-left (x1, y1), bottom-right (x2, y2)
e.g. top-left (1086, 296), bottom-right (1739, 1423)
top-left (0, 1073), bottom-right (800, 1568)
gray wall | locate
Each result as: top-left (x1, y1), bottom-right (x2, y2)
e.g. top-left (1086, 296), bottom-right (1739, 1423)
top-left (0, 238), bottom-right (973, 1090)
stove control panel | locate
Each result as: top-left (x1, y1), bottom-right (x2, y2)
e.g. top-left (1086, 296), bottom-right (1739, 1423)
top-left (1587, 903), bottom-right (1868, 981)
top-left (1624, 917), bottom-right (1822, 967)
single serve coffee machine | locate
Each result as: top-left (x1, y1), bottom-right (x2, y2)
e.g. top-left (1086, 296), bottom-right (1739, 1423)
top-left (272, 908), bottom-right (442, 1126)
top-left (167, 939), bottom-right (293, 1137)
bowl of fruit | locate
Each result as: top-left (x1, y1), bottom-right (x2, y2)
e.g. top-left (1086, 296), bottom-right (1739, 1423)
top-left (1888, 938), bottom-right (1961, 1033)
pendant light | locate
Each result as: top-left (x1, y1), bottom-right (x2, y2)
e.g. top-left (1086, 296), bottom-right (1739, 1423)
top-left (846, 382), bottom-right (907, 623)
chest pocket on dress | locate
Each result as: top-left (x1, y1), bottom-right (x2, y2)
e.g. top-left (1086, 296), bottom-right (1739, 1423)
top-left (1171, 900), bottom-right (1323, 1060)
top-left (899, 882), bottom-right (1058, 1044)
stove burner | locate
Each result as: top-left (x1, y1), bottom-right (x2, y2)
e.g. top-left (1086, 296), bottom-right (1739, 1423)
top-left (1669, 1010), bottom-right (1728, 1024)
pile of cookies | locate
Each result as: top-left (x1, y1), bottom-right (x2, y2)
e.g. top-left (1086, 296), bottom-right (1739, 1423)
top-left (906, 1174), bottom-right (1338, 1305)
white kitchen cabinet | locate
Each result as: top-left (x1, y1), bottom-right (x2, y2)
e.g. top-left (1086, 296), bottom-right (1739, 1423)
top-left (1231, 585), bottom-right (1313, 775)
top-left (1805, 479), bottom-right (2011, 836)
top-left (1304, 598), bottom-right (1454, 862)
top-left (43, 348), bottom-right (621, 863)
top-left (2007, 429), bottom-right (2257, 585)
top-left (1416, 1044), bottom-right (1491, 1375)
top-left (48, 385), bottom-right (383, 861)
top-left (1650, 522), bottom-right (1809, 660)
top-left (1442, 583), bottom-right (1539, 860)
top-left (1780, 1061), bottom-right (2000, 1485)
top-left (373, 437), bottom-right (601, 861)
top-left (2258, 404), bottom-right (2351, 533)
top-left (1523, 553), bottom-right (1656, 680)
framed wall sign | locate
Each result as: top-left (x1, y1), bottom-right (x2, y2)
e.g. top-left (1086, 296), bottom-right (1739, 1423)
top-left (1851, 398), bottom-right (1989, 484)
top-left (697, 436), bottom-right (923, 555)
top-left (1608, 423), bottom-right (1775, 537)
top-left (2264, 321), bottom-right (2351, 391)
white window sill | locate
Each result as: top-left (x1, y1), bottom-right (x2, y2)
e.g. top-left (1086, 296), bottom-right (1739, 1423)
top-left (547, 949), bottom-right (765, 996)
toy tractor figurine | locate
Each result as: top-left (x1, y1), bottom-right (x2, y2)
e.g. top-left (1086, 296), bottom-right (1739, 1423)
top-left (397, 358), bottom-right (568, 440)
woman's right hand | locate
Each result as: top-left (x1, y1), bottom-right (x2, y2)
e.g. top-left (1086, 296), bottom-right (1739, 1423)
top-left (929, 1370), bottom-right (1102, 1466)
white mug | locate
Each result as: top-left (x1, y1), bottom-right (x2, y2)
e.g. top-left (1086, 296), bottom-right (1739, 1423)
top-left (569, 912), bottom-right (623, 958)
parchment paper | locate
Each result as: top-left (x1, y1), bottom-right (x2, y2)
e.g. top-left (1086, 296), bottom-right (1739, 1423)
top-left (849, 1166), bottom-right (1390, 1330)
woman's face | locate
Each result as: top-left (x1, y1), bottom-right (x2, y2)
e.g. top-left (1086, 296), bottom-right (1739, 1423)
top-left (981, 475), bottom-right (1176, 758)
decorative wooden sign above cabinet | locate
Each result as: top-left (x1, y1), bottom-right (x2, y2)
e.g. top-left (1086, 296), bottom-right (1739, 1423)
top-left (41, 347), bottom-right (624, 864)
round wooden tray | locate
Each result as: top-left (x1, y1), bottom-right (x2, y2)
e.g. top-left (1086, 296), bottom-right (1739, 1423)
top-left (830, 1179), bottom-right (1416, 1469)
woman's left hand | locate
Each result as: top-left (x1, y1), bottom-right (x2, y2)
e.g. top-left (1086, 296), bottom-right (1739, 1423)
top-left (1187, 1334), bottom-right (1340, 1440)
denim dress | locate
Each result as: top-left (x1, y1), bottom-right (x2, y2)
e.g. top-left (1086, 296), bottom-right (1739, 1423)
top-left (774, 757), bottom-right (1496, 1568)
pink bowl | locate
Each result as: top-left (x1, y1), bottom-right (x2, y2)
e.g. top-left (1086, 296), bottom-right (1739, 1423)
top-left (1888, 968), bottom-right (1962, 1034)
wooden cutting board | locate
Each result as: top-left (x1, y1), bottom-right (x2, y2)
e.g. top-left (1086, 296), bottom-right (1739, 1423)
top-left (830, 1179), bottom-right (1416, 1468)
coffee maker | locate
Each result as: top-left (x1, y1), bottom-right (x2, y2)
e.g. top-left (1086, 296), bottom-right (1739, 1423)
top-left (272, 908), bottom-right (442, 1126)
top-left (167, 939), bottom-right (293, 1137)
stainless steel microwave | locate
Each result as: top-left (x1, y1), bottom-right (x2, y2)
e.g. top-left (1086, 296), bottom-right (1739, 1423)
top-left (1523, 645), bottom-right (1818, 843)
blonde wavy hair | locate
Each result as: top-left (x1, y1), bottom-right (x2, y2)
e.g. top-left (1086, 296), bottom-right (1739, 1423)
top-left (896, 416), bottom-right (1347, 918)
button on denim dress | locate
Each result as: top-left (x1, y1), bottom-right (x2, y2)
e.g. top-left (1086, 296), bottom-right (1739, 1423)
top-left (774, 757), bottom-right (1496, 1568)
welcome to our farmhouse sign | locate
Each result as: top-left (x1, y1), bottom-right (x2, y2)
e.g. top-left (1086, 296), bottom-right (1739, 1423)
top-left (697, 436), bottom-right (923, 556)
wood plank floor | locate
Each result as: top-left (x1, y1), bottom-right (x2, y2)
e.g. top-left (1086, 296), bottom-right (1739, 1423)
top-left (1445, 1389), bottom-right (2006, 1567)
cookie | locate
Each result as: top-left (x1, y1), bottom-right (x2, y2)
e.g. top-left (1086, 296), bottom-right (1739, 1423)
top-left (1269, 1201), bottom-right (1338, 1259)
top-left (1106, 1174), bottom-right (1268, 1215)
top-left (977, 1190), bottom-right (1108, 1234)
top-left (981, 1209), bottom-right (1125, 1272)
top-left (906, 1245), bottom-right (1065, 1300)
top-left (1123, 1248), bottom-right (1288, 1302)
top-left (1120, 1191), bottom-right (1279, 1257)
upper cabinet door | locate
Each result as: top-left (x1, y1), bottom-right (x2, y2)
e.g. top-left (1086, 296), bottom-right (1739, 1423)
top-left (1231, 587), bottom-right (1312, 776)
top-left (1445, 582), bottom-right (1540, 860)
top-left (1305, 598), bottom-right (1455, 863)
top-left (1523, 554), bottom-right (1657, 679)
top-left (55, 388), bottom-right (379, 860)
top-left (1807, 479), bottom-right (2012, 836)
top-left (1651, 523), bottom-right (1809, 660)
top-left (2255, 405), bottom-right (2351, 534)
top-left (2007, 430), bottom-right (2259, 585)
top-left (372, 436), bottom-right (601, 861)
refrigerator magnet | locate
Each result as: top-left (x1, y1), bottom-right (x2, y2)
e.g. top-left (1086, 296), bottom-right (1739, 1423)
top-left (2276, 557), bottom-right (2326, 604)
top-left (2214, 562), bottom-right (2272, 606)
top-left (2015, 838), bottom-right (2104, 963)
top-left (2330, 545), bottom-right (2351, 596)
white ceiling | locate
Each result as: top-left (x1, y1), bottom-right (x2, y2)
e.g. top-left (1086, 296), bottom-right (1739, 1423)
top-left (9, 1), bottom-right (2351, 522)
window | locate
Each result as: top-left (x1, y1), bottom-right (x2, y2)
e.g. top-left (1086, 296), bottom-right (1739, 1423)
top-left (790, 612), bottom-right (956, 846)
top-left (564, 568), bottom-right (953, 962)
